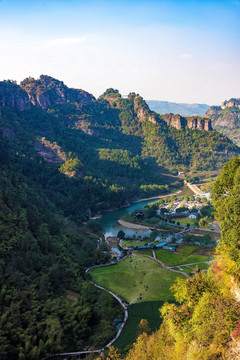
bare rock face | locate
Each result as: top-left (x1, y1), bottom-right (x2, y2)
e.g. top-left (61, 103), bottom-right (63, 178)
top-left (0, 81), bottom-right (30, 116)
top-left (187, 116), bottom-right (213, 131)
top-left (34, 138), bottom-right (67, 165)
top-left (221, 98), bottom-right (240, 110)
top-left (20, 75), bottom-right (95, 110)
top-left (160, 114), bottom-right (212, 131)
top-left (133, 96), bottom-right (158, 124)
top-left (101, 91), bottom-right (159, 125)
top-left (161, 114), bottom-right (187, 129)
top-left (74, 120), bottom-right (100, 136)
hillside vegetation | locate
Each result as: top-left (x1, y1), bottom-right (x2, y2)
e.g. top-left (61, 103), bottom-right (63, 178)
top-left (0, 76), bottom-right (240, 359)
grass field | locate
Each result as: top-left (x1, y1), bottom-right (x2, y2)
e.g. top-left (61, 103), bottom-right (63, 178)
top-left (177, 218), bottom-right (198, 227)
top-left (90, 255), bottom-right (183, 352)
top-left (135, 250), bottom-right (153, 256)
top-left (113, 301), bottom-right (166, 352)
top-left (155, 245), bottom-right (210, 266)
top-left (90, 254), bottom-right (184, 303)
top-left (121, 240), bottom-right (145, 247)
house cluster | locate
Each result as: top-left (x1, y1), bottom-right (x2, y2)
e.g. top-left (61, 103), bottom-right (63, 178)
top-left (170, 209), bottom-right (198, 219)
top-left (157, 199), bottom-right (202, 220)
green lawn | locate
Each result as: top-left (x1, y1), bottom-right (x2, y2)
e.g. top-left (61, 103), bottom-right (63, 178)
top-left (135, 250), bottom-right (153, 256)
top-left (179, 254), bottom-right (210, 265)
top-left (175, 262), bottom-right (210, 275)
top-left (177, 218), bottom-right (198, 227)
top-left (90, 254), bottom-right (184, 303)
top-left (155, 245), bottom-right (210, 266)
top-left (122, 240), bottom-right (144, 247)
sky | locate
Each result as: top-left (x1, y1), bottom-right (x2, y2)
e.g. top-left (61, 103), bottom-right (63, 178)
top-left (0, 0), bottom-right (239, 104)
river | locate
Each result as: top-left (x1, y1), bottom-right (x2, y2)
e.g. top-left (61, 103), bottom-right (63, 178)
top-left (98, 183), bottom-right (195, 241)
top-left (98, 198), bottom-right (161, 239)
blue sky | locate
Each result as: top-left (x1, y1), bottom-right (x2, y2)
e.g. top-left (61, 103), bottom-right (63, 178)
top-left (0, 0), bottom-right (239, 104)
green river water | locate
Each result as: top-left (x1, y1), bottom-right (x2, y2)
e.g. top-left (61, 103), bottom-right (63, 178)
top-left (98, 198), bottom-right (160, 238)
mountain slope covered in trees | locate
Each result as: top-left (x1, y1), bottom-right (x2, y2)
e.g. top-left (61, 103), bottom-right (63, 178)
top-left (0, 76), bottom-right (240, 359)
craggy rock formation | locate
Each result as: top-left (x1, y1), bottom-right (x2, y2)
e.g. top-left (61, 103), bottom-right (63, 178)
top-left (205, 98), bottom-right (240, 144)
top-left (186, 116), bottom-right (212, 131)
top-left (160, 114), bottom-right (212, 131)
top-left (160, 114), bottom-right (187, 129)
top-left (20, 75), bottom-right (95, 109)
top-left (133, 95), bottom-right (158, 124)
top-left (0, 77), bottom-right (212, 132)
top-left (102, 90), bottom-right (212, 131)
top-left (221, 98), bottom-right (240, 110)
top-left (34, 138), bottom-right (67, 165)
top-left (0, 80), bottom-right (30, 117)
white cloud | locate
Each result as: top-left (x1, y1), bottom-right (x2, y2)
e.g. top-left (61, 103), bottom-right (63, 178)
top-left (44, 36), bottom-right (86, 47)
top-left (179, 53), bottom-right (192, 58)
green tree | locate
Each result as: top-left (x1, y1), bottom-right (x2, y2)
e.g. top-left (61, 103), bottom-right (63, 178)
top-left (117, 230), bottom-right (125, 239)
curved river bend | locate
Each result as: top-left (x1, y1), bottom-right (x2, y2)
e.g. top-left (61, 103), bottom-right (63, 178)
top-left (98, 199), bottom-right (160, 238)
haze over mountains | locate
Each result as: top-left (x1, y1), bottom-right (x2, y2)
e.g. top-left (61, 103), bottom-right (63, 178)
top-left (147, 100), bottom-right (210, 117)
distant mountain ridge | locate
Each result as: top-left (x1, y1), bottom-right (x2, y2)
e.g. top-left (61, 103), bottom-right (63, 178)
top-left (147, 100), bottom-right (210, 117)
top-left (0, 75), bottom-right (238, 178)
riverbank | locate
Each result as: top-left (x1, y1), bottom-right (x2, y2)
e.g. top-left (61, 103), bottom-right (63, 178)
top-left (118, 219), bottom-right (151, 230)
top-left (118, 219), bottom-right (180, 232)
top-left (118, 218), bottom-right (220, 236)
top-left (98, 189), bottom-right (183, 215)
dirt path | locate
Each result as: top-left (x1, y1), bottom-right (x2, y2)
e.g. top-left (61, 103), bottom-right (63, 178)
top-left (185, 181), bottom-right (203, 196)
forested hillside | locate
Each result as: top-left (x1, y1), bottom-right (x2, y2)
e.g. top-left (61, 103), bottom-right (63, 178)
top-left (0, 135), bottom-right (123, 359)
top-left (0, 76), bottom-right (240, 359)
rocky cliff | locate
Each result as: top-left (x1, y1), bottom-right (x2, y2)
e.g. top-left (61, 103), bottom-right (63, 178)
top-left (0, 78), bottom-right (213, 132)
top-left (20, 75), bottom-right (95, 109)
top-left (160, 114), bottom-right (212, 131)
top-left (205, 98), bottom-right (240, 145)
top-left (101, 90), bottom-right (212, 131)
top-left (0, 80), bottom-right (30, 117)
top-left (0, 75), bottom-right (95, 117)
